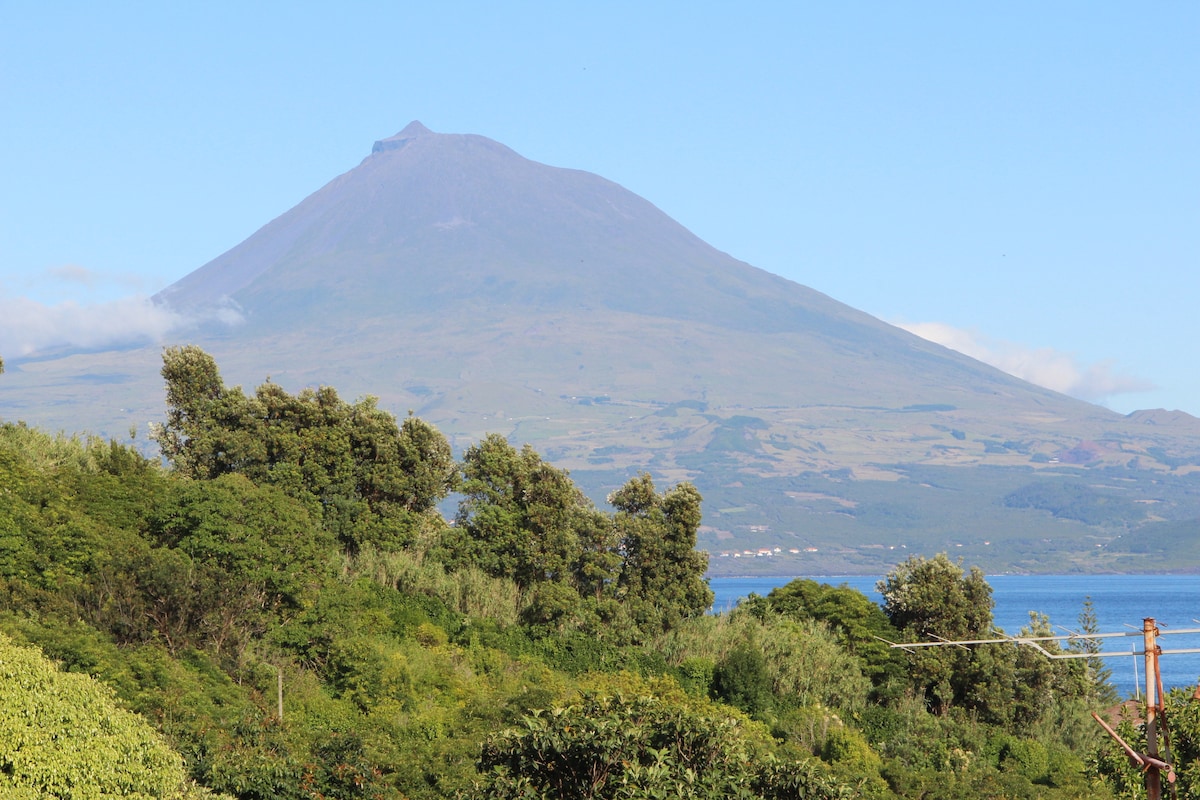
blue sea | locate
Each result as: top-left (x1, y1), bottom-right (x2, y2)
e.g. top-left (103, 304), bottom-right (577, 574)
top-left (710, 574), bottom-right (1200, 699)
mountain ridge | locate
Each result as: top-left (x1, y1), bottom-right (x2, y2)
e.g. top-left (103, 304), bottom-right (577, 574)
top-left (6, 122), bottom-right (1200, 573)
top-left (154, 123), bottom-right (1094, 414)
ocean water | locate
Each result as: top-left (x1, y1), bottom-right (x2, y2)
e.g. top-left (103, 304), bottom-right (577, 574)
top-left (710, 574), bottom-right (1200, 698)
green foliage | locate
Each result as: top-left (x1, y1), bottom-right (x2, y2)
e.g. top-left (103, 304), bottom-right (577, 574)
top-left (0, 424), bottom-right (165, 597)
top-left (468, 692), bottom-right (850, 800)
top-left (654, 611), bottom-right (872, 717)
top-left (152, 345), bottom-right (458, 551)
top-left (447, 443), bottom-right (714, 641)
top-left (675, 656), bottom-right (715, 696)
top-left (878, 553), bottom-right (993, 641)
top-left (858, 698), bottom-right (1108, 799)
top-left (712, 642), bottom-right (773, 716)
top-left (0, 632), bottom-right (213, 799)
top-left (764, 579), bottom-right (905, 696)
top-left (821, 725), bottom-right (888, 794)
top-left (758, 617), bottom-right (872, 716)
top-left (1093, 688), bottom-right (1200, 799)
top-left (611, 473), bottom-right (713, 636)
top-left (1068, 597), bottom-right (1119, 707)
top-left (879, 553), bottom-right (994, 715)
top-left (152, 344), bottom-right (233, 478)
top-left (0, 355), bottom-right (1135, 800)
top-left (1004, 480), bottom-right (1145, 526)
top-left (87, 473), bottom-right (337, 661)
top-left (152, 474), bottom-right (331, 595)
top-left (346, 545), bottom-right (523, 626)
top-left (451, 433), bottom-right (614, 594)
top-left (877, 555), bottom-right (1105, 734)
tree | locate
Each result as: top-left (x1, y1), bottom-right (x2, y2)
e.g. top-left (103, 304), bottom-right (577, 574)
top-left (611, 473), bottom-right (713, 636)
top-left (152, 346), bottom-right (458, 551)
top-left (878, 553), bottom-right (995, 715)
top-left (449, 434), bottom-right (620, 630)
top-left (140, 473), bottom-right (335, 658)
top-left (151, 345), bottom-right (248, 479)
top-left (453, 434), bottom-right (581, 587)
top-left (712, 643), bottom-right (774, 716)
top-left (1070, 596), bottom-right (1118, 706)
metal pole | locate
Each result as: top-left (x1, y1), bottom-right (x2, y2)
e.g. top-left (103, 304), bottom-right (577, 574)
top-left (1134, 644), bottom-right (1141, 702)
top-left (1145, 618), bottom-right (1161, 800)
top-left (277, 665), bottom-right (284, 724)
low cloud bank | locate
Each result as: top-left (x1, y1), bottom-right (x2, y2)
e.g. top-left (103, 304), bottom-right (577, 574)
top-left (0, 295), bottom-right (241, 359)
top-left (899, 321), bottom-right (1153, 403)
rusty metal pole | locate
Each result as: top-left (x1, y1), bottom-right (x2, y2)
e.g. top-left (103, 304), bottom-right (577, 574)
top-left (1145, 618), bottom-right (1161, 800)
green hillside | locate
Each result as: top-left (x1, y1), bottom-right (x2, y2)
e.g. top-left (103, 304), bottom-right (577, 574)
top-left (1, 348), bottom-right (1187, 799)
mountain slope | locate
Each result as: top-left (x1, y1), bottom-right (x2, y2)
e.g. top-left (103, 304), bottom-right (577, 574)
top-left (6, 122), bottom-right (1200, 573)
top-left (156, 121), bottom-right (1093, 412)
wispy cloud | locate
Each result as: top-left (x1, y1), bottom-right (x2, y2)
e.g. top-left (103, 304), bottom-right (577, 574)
top-left (45, 264), bottom-right (102, 288)
top-left (898, 321), bottom-right (1154, 403)
top-left (13, 264), bottom-right (150, 298)
top-left (0, 295), bottom-right (242, 358)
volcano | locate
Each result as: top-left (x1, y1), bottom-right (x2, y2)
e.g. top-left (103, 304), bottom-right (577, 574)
top-left (7, 122), bottom-right (1200, 573)
top-left (156, 121), bottom-right (1060, 412)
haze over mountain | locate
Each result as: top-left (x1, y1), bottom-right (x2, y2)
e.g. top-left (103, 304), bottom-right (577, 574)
top-left (6, 123), bottom-right (1200, 573)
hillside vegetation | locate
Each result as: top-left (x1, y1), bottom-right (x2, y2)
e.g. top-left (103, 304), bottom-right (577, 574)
top-left (0, 347), bottom-right (1175, 798)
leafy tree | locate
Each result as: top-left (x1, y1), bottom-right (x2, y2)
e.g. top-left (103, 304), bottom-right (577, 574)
top-left (138, 473), bottom-right (335, 658)
top-left (877, 555), bottom-right (1103, 731)
top-left (712, 642), bottom-right (774, 716)
top-left (151, 345), bottom-right (458, 550)
top-left (878, 553), bottom-right (995, 715)
top-left (878, 553), bottom-right (993, 641)
top-left (454, 435), bottom-right (587, 587)
top-left (448, 434), bottom-right (620, 632)
top-left (152, 344), bottom-right (245, 479)
top-left (1004, 613), bottom-right (1064, 727)
top-left (611, 473), bottom-right (713, 635)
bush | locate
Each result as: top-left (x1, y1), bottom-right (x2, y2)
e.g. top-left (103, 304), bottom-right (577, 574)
top-left (0, 632), bottom-right (213, 799)
top-left (467, 692), bottom-right (849, 800)
top-left (712, 643), bottom-right (773, 716)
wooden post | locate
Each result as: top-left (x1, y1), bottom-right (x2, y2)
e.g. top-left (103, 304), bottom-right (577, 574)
top-left (1144, 618), bottom-right (1161, 800)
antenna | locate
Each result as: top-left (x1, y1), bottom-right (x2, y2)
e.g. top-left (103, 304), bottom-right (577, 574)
top-left (1133, 644), bottom-right (1141, 702)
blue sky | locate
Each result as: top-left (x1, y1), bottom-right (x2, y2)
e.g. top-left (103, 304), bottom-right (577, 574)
top-left (2, 3), bottom-right (1196, 413)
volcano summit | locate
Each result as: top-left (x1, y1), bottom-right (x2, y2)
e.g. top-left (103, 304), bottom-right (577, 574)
top-left (6, 123), bottom-right (1200, 573)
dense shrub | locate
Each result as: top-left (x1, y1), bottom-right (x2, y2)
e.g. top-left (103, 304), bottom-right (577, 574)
top-left (0, 633), bottom-right (218, 799)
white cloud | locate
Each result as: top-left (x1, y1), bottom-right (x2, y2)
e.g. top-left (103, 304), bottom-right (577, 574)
top-left (0, 295), bottom-right (242, 358)
top-left (898, 321), bottom-right (1154, 403)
